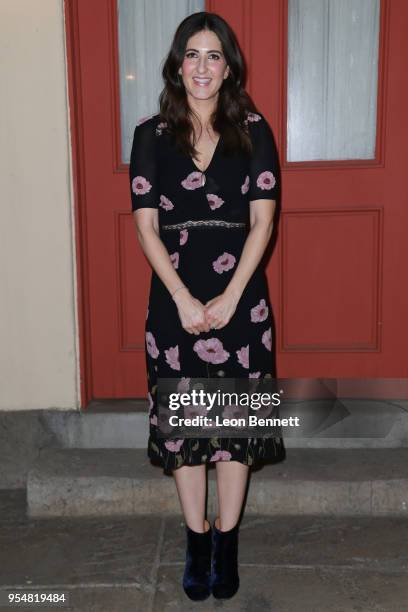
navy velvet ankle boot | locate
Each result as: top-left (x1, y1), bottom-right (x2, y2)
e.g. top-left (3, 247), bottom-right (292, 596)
top-left (182, 519), bottom-right (212, 601)
top-left (211, 518), bottom-right (240, 599)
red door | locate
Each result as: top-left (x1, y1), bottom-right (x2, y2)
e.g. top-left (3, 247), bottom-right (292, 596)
top-left (65, 0), bottom-right (408, 406)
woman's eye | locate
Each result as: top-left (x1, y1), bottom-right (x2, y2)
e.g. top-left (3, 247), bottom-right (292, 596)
top-left (185, 52), bottom-right (221, 60)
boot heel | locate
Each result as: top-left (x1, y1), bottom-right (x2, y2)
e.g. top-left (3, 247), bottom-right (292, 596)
top-left (182, 519), bottom-right (212, 601)
top-left (211, 518), bottom-right (240, 599)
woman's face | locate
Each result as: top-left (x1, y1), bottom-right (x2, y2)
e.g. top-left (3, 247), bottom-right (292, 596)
top-left (178, 29), bottom-right (230, 104)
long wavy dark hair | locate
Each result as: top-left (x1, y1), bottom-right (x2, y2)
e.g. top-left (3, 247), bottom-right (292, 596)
top-left (159, 11), bottom-right (258, 158)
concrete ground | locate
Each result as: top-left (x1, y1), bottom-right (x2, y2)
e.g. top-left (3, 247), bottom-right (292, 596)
top-left (0, 490), bottom-right (407, 612)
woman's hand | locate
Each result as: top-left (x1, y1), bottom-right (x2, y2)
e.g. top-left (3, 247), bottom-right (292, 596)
top-left (204, 289), bottom-right (241, 330)
top-left (173, 290), bottom-right (211, 335)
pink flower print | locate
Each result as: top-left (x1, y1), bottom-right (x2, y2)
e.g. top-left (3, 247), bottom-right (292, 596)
top-left (251, 298), bottom-right (269, 323)
top-left (212, 252), bottom-right (236, 274)
top-left (146, 331), bottom-right (159, 358)
top-left (256, 171), bottom-right (276, 190)
top-left (150, 414), bottom-right (158, 426)
top-left (170, 252), bottom-right (179, 269)
top-left (206, 194), bottom-right (224, 210)
top-left (247, 112), bottom-right (262, 122)
top-left (177, 377), bottom-right (190, 392)
top-left (236, 345), bottom-right (249, 369)
top-left (132, 176), bottom-right (152, 195)
top-left (181, 171), bottom-right (205, 190)
top-left (165, 345), bottom-right (180, 371)
top-left (155, 121), bottom-right (167, 135)
top-left (249, 371), bottom-right (261, 378)
top-left (193, 338), bottom-right (230, 364)
top-left (262, 327), bottom-right (272, 351)
top-left (241, 175), bottom-right (250, 194)
top-left (159, 194), bottom-right (174, 210)
top-left (210, 450), bottom-right (232, 462)
top-left (165, 439), bottom-right (184, 452)
top-left (180, 229), bottom-right (188, 245)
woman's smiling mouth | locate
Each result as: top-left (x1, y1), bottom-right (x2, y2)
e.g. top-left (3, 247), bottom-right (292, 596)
top-left (192, 77), bottom-right (212, 86)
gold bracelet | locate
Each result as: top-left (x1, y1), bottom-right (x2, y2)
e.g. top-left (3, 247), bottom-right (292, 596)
top-left (171, 285), bottom-right (188, 299)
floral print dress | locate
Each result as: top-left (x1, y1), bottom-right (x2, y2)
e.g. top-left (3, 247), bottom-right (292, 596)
top-left (129, 111), bottom-right (286, 475)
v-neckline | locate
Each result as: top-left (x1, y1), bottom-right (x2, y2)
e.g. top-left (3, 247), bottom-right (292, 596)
top-left (190, 133), bottom-right (222, 175)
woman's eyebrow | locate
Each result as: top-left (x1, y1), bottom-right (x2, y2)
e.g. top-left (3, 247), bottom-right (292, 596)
top-left (185, 48), bottom-right (223, 54)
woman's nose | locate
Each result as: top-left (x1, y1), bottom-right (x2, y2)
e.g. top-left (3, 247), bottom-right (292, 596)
top-left (197, 55), bottom-right (208, 73)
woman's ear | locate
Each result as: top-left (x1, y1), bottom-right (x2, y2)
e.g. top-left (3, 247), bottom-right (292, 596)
top-left (224, 66), bottom-right (230, 79)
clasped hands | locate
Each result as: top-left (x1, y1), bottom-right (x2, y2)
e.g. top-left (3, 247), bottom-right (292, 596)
top-left (175, 289), bottom-right (240, 336)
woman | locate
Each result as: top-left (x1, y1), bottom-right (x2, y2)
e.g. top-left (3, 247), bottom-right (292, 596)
top-left (129, 11), bottom-right (286, 601)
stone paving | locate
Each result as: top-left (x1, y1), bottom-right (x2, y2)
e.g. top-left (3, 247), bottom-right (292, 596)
top-left (0, 490), bottom-right (407, 611)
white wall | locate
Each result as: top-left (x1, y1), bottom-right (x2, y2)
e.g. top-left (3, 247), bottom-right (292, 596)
top-left (0, 0), bottom-right (79, 410)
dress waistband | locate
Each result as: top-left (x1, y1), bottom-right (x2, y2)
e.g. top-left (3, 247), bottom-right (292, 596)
top-left (161, 219), bottom-right (247, 231)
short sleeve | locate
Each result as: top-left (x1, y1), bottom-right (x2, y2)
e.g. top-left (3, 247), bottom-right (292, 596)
top-left (247, 113), bottom-right (280, 201)
top-left (129, 117), bottom-right (159, 211)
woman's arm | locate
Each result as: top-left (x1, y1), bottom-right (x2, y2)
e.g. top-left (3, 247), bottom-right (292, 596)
top-left (133, 208), bottom-right (185, 297)
top-left (133, 208), bottom-right (211, 335)
top-left (129, 119), bottom-right (210, 336)
top-left (205, 112), bottom-right (280, 328)
top-left (224, 199), bottom-right (275, 300)
top-left (204, 199), bottom-right (275, 329)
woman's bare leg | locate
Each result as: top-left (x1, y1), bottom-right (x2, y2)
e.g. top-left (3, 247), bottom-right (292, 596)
top-left (215, 461), bottom-right (249, 530)
top-left (173, 464), bottom-right (208, 532)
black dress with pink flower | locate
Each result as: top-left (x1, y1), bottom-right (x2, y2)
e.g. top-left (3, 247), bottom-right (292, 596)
top-left (129, 111), bottom-right (286, 475)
